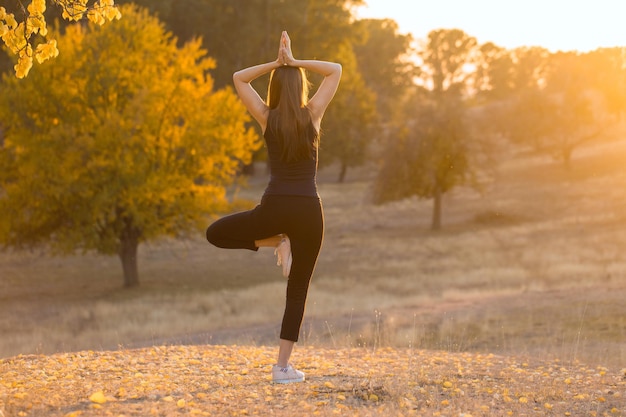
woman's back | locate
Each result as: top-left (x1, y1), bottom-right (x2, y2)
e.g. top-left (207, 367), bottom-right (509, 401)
top-left (263, 120), bottom-right (318, 198)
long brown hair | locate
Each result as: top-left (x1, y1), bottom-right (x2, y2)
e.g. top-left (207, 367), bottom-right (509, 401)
top-left (267, 66), bottom-right (319, 162)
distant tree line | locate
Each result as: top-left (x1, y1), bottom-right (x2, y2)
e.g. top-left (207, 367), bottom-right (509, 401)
top-left (375, 31), bottom-right (626, 229)
top-left (0, 0), bottom-right (624, 286)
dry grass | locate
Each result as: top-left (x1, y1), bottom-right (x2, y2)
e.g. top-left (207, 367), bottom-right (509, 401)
top-left (1, 345), bottom-right (624, 416)
top-left (1, 133), bottom-right (626, 373)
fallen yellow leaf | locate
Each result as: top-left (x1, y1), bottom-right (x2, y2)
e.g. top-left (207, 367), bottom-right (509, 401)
top-left (89, 391), bottom-right (107, 404)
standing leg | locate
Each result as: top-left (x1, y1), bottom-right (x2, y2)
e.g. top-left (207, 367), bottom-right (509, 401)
top-left (206, 196), bottom-right (323, 384)
top-left (274, 198), bottom-right (324, 378)
top-left (277, 339), bottom-right (294, 368)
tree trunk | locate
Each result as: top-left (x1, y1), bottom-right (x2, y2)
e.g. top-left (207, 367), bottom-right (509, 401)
top-left (431, 185), bottom-right (442, 231)
top-left (119, 226), bottom-right (140, 288)
top-left (338, 162), bottom-right (347, 183)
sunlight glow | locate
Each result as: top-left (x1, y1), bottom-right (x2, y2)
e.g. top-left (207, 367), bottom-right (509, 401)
top-left (356, 0), bottom-right (626, 52)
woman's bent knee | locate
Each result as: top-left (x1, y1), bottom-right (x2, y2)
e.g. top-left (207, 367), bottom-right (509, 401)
top-left (206, 223), bottom-right (219, 245)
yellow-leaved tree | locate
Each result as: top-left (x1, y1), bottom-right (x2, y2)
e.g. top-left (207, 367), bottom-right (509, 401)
top-left (0, 4), bottom-right (260, 287)
top-left (0, 0), bottom-right (121, 78)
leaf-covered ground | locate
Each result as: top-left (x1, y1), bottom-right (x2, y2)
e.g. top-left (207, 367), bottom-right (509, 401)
top-left (1, 345), bottom-right (624, 416)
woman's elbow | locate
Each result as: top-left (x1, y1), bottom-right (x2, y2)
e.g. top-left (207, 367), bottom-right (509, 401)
top-left (334, 63), bottom-right (343, 77)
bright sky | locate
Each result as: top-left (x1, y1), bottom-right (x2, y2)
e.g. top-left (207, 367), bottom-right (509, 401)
top-left (356, 0), bottom-right (626, 52)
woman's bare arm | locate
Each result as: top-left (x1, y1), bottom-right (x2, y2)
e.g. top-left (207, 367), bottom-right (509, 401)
top-left (233, 60), bottom-right (281, 131)
top-left (280, 31), bottom-right (342, 127)
top-left (233, 31), bottom-right (342, 131)
top-left (294, 59), bottom-right (342, 125)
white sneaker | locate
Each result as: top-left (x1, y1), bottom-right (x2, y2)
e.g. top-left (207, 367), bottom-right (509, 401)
top-left (272, 364), bottom-right (305, 384)
top-left (274, 236), bottom-right (292, 278)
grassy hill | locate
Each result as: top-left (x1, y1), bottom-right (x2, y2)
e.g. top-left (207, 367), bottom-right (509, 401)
top-left (1, 129), bottom-right (626, 415)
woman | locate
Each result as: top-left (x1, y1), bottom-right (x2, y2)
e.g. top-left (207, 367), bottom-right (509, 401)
top-left (206, 31), bottom-right (341, 384)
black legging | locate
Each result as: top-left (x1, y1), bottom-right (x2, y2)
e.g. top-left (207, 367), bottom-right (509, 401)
top-left (206, 194), bottom-right (324, 342)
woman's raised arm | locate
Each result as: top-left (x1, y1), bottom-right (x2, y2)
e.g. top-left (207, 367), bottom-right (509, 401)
top-left (296, 59), bottom-right (342, 124)
top-left (280, 31), bottom-right (342, 127)
top-left (233, 60), bottom-right (281, 131)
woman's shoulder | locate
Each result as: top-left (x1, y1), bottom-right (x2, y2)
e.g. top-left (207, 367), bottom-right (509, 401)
top-left (303, 106), bottom-right (321, 133)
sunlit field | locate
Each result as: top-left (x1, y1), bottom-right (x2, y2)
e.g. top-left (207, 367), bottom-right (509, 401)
top-left (1, 132), bottom-right (625, 370)
top-left (2, 345), bottom-right (624, 416)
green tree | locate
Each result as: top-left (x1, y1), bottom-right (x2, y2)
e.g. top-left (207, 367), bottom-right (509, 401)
top-left (583, 47), bottom-right (626, 117)
top-left (374, 29), bottom-right (478, 230)
top-left (474, 42), bottom-right (515, 100)
top-left (472, 45), bottom-right (552, 145)
top-left (374, 89), bottom-right (472, 230)
top-left (348, 18), bottom-right (415, 182)
top-left (503, 50), bottom-right (612, 167)
top-left (423, 29), bottom-right (477, 97)
top-left (509, 46), bottom-right (550, 91)
top-left (318, 42), bottom-right (376, 182)
top-left (543, 51), bottom-right (607, 166)
top-left (148, 0), bottom-right (366, 90)
top-left (288, 0), bottom-right (376, 182)
top-left (352, 18), bottom-right (414, 118)
top-left (166, 0), bottom-right (270, 89)
top-left (0, 4), bottom-right (259, 287)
